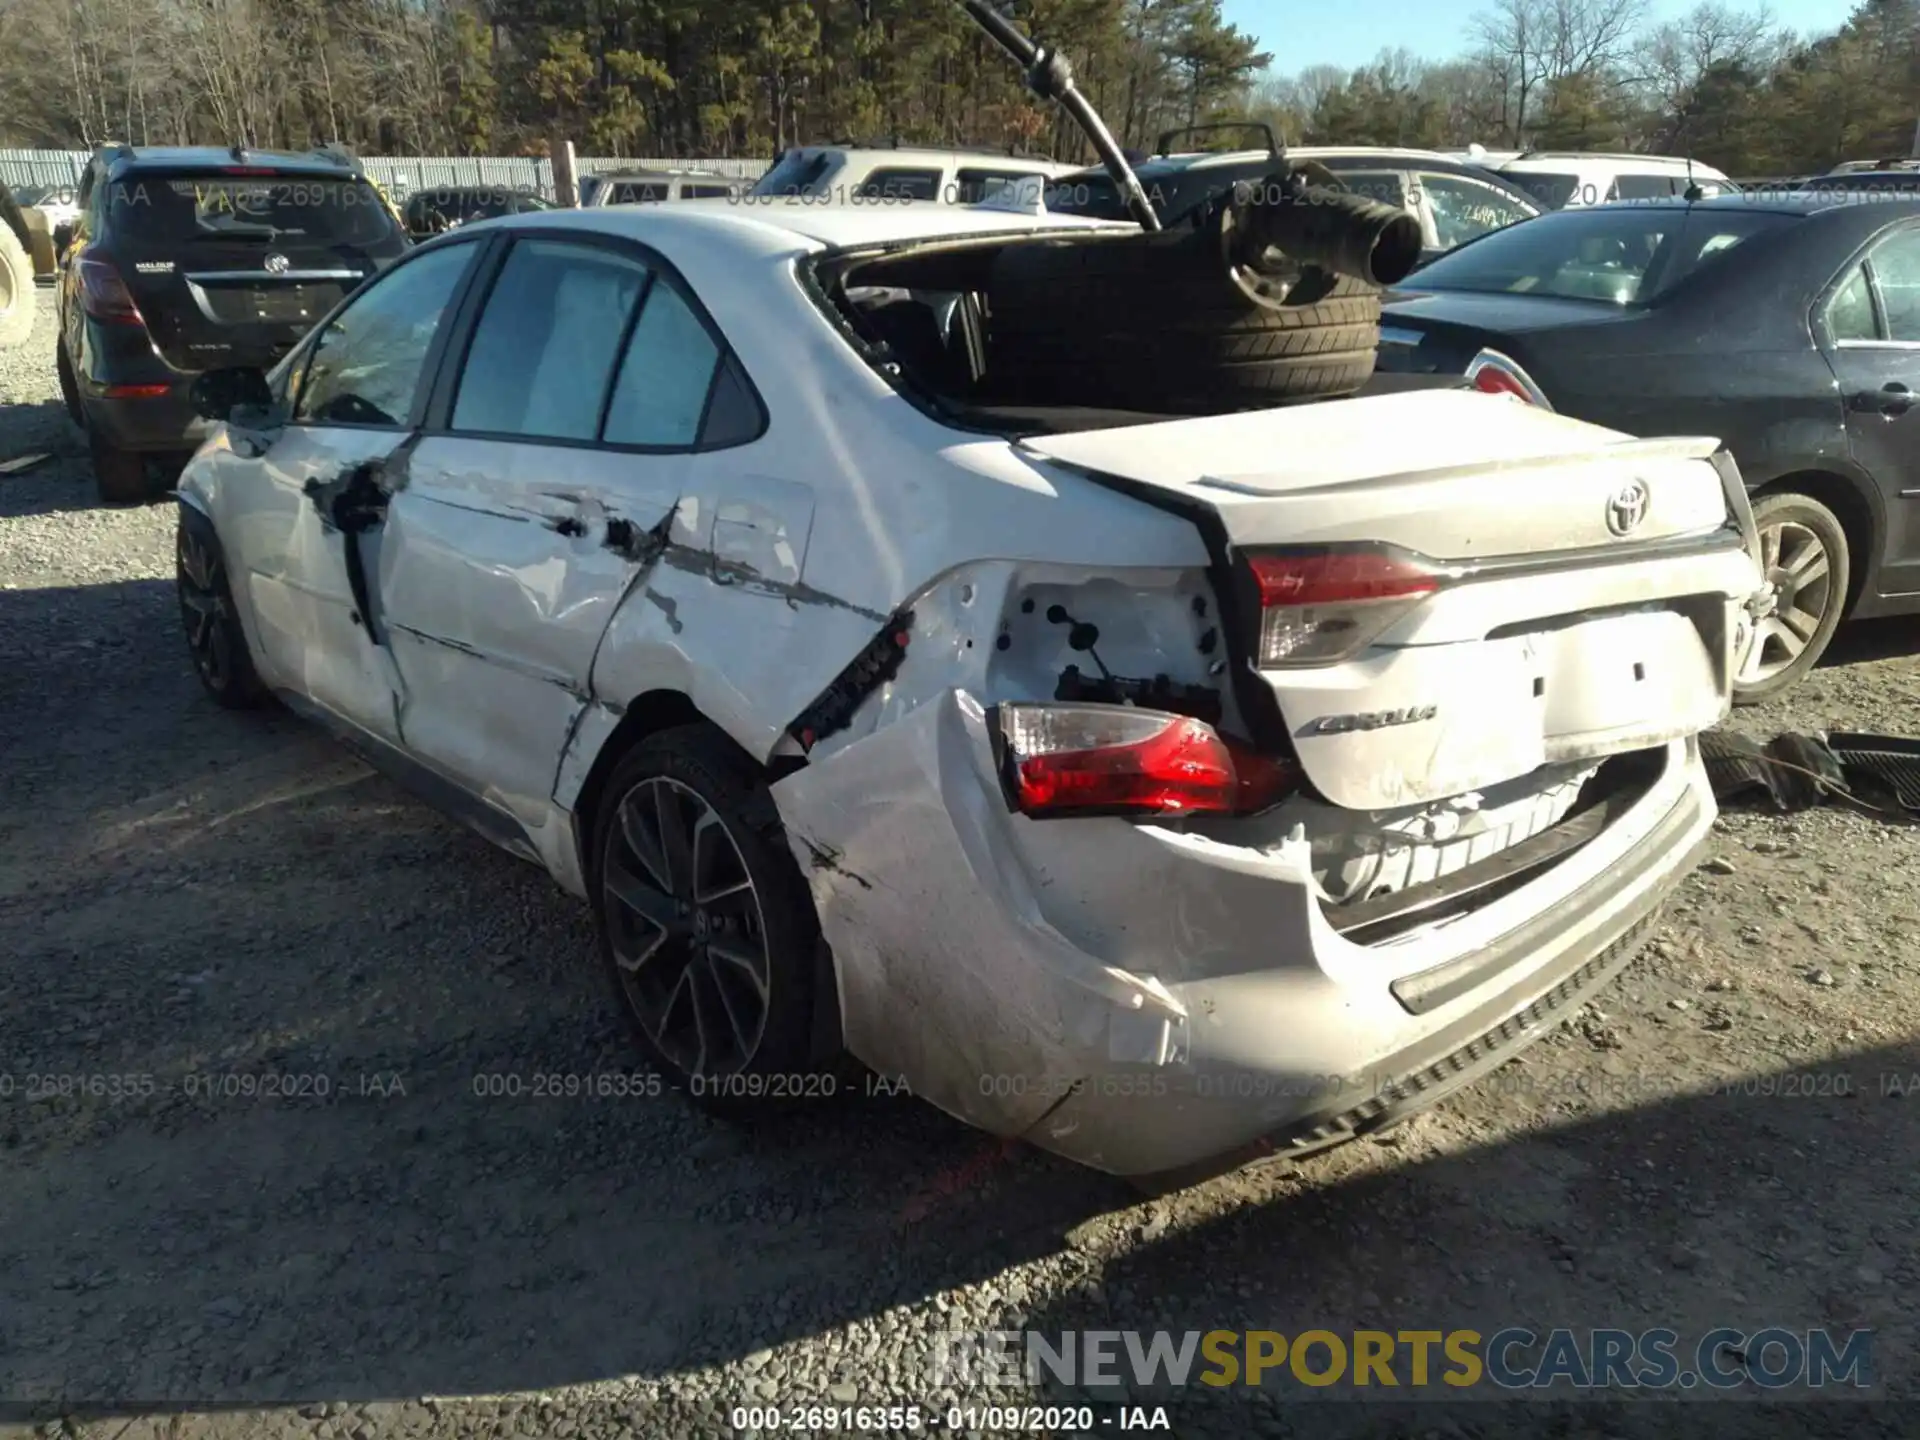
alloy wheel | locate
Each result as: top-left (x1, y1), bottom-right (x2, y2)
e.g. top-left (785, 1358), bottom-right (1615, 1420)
top-left (1738, 519), bottom-right (1834, 686)
top-left (602, 776), bottom-right (772, 1077)
top-left (176, 528), bottom-right (232, 691)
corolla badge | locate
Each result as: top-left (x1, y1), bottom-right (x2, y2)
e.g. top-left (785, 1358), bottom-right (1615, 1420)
top-left (1608, 478), bottom-right (1650, 537)
top-left (263, 252), bottom-right (290, 275)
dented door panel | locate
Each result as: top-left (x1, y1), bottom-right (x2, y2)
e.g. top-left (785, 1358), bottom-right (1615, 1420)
top-left (376, 436), bottom-right (683, 828)
top-left (224, 422), bottom-right (411, 743)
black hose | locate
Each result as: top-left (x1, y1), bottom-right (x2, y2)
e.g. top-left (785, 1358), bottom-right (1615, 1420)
top-left (957, 0), bottom-right (1161, 232)
top-left (1245, 184), bottom-right (1423, 287)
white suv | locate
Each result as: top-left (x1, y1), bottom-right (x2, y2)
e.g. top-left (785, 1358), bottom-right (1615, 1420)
top-left (748, 144), bottom-right (1074, 205)
top-left (1497, 152), bottom-right (1735, 208)
top-left (174, 196), bottom-right (1761, 1185)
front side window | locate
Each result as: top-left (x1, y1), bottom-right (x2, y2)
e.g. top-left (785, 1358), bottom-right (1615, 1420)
top-left (1499, 169), bottom-right (1590, 209)
top-left (294, 242), bottom-right (474, 426)
top-left (451, 239), bottom-right (653, 442)
top-left (1419, 173), bottom-right (1535, 249)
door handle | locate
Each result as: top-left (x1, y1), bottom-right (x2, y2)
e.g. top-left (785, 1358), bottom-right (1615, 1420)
top-left (1850, 382), bottom-right (1914, 415)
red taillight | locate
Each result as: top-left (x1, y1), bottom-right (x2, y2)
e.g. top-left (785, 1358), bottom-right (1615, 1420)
top-left (1247, 545), bottom-right (1447, 667)
top-left (1464, 349), bottom-right (1552, 409)
top-left (994, 704), bottom-right (1298, 819)
top-left (77, 256), bottom-right (145, 326)
top-left (103, 383), bottom-right (171, 398)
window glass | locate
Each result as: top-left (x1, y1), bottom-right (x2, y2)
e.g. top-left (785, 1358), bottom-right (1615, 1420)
top-left (1332, 169), bottom-right (1408, 209)
top-left (684, 184), bottom-right (734, 200)
top-left (1498, 169), bottom-right (1588, 209)
top-left (612, 182), bottom-right (669, 204)
top-left (1827, 264), bottom-right (1878, 342)
top-left (1612, 174), bottom-right (1676, 201)
top-left (1870, 229), bottom-right (1920, 341)
top-left (1410, 206), bottom-right (1794, 305)
top-left (1419, 173), bottom-right (1534, 249)
top-left (854, 168), bottom-right (941, 201)
top-left (295, 242), bottom-right (473, 426)
top-left (750, 151), bottom-right (833, 197)
top-left (603, 281), bottom-right (722, 448)
top-left (102, 173), bottom-right (401, 246)
top-left (452, 239), bottom-right (652, 441)
top-left (956, 169), bottom-right (1026, 204)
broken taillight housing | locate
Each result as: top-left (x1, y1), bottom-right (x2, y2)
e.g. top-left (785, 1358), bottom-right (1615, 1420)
top-left (77, 255), bottom-right (145, 326)
top-left (991, 703), bottom-right (1298, 819)
top-left (1247, 544), bottom-right (1446, 667)
top-left (1464, 348), bottom-right (1553, 409)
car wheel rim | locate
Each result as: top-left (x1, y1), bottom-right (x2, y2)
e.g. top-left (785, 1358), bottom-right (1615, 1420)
top-left (1738, 519), bottom-right (1833, 685)
top-left (176, 531), bottom-right (231, 691)
top-left (603, 776), bottom-right (771, 1078)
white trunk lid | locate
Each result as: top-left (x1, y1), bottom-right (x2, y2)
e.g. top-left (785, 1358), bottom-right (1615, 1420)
top-left (1021, 390), bottom-right (1760, 810)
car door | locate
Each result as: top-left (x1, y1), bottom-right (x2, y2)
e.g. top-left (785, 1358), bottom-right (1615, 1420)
top-left (1414, 171), bottom-right (1538, 257)
top-left (227, 239), bottom-right (482, 742)
top-left (368, 233), bottom-right (705, 832)
top-left (1819, 221), bottom-right (1920, 596)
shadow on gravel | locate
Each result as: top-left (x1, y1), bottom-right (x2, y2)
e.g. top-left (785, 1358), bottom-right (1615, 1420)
top-left (1, 577), bottom-right (1912, 1432)
top-left (1823, 617), bottom-right (1919, 671)
top-left (0, 397), bottom-right (98, 521)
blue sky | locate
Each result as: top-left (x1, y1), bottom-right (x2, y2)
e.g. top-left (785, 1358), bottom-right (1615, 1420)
top-left (1222, 0), bottom-right (1858, 75)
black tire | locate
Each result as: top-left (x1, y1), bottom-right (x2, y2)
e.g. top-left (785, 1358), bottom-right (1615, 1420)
top-left (591, 725), bottom-right (840, 1115)
top-left (90, 428), bottom-right (156, 506)
top-left (56, 344), bottom-right (82, 427)
top-left (1733, 491), bottom-right (1851, 706)
top-left (0, 223), bottom-right (32, 351)
top-left (986, 227), bottom-right (1381, 409)
top-left (176, 516), bottom-right (269, 709)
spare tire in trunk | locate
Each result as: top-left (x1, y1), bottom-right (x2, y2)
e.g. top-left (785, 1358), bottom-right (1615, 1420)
top-left (982, 170), bottom-right (1415, 412)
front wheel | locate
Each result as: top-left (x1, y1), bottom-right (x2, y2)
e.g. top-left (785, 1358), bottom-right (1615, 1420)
top-left (592, 725), bottom-right (841, 1114)
top-left (1733, 491), bottom-right (1850, 706)
top-left (176, 519), bottom-right (268, 709)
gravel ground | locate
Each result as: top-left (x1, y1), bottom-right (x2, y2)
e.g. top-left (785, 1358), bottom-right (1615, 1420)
top-left (3, 286), bottom-right (1917, 1440)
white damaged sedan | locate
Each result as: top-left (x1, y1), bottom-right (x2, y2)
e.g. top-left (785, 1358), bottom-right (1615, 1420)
top-left (174, 197), bottom-right (1762, 1185)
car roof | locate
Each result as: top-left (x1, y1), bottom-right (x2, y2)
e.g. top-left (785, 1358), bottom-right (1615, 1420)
top-left (459, 197), bottom-right (1134, 253)
top-left (96, 145), bottom-right (360, 180)
top-left (1542, 191), bottom-right (1920, 216)
top-left (591, 169), bottom-right (722, 181)
top-left (1498, 153), bottom-right (1730, 175)
top-left (784, 145), bottom-right (1066, 168)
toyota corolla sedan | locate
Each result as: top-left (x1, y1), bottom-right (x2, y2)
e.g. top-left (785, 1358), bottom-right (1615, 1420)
top-left (173, 199), bottom-right (1761, 1186)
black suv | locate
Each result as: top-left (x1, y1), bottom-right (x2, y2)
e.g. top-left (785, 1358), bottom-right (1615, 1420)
top-left (56, 144), bottom-right (411, 502)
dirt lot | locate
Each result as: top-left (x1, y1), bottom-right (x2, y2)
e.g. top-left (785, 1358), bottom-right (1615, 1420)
top-left (2, 287), bottom-right (1917, 1440)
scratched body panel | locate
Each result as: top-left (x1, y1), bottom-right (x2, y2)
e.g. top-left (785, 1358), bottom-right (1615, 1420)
top-left (375, 436), bottom-right (679, 829)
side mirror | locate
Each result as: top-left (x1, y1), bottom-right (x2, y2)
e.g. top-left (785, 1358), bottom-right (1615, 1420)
top-left (190, 366), bottom-right (275, 423)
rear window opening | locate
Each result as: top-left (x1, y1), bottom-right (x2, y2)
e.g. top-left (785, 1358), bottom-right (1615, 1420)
top-left (815, 234), bottom-right (1378, 436)
top-left (101, 172), bottom-right (401, 247)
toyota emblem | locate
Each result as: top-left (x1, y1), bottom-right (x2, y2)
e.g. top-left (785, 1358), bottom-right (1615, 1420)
top-left (263, 252), bottom-right (290, 275)
top-left (1607, 479), bottom-right (1650, 537)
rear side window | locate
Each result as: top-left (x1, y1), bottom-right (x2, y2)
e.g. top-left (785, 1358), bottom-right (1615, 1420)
top-left (1333, 169), bottom-right (1408, 209)
top-left (752, 151), bottom-right (834, 197)
top-left (1499, 170), bottom-right (1592, 209)
top-left (1827, 264), bottom-right (1877, 341)
top-left (1869, 228), bottom-right (1920, 341)
top-left (611, 182), bottom-right (668, 204)
top-left (452, 239), bottom-right (652, 441)
top-left (101, 172), bottom-right (401, 246)
top-left (603, 282), bottom-right (723, 448)
top-left (295, 243), bottom-right (474, 426)
top-left (684, 184), bottom-right (734, 200)
top-left (855, 168), bottom-right (941, 201)
top-left (956, 169), bottom-right (1028, 204)
top-left (1419, 173), bottom-right (1534, 249)
top-left (1612, 174), bottom-right (1676, 201)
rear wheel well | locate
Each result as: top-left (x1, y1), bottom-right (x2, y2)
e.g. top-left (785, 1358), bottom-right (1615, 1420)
top-left (572, 690), bottom-right (707, 869)
top-left (1752, 471), bottom-right (1876, 614)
